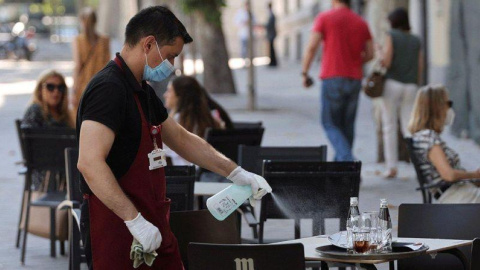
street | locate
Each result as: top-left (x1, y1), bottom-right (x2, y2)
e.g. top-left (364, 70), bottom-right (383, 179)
top-left (0, 38), bottom-right (479, 269)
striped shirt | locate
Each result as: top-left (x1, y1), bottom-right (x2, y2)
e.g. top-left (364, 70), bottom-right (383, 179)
top-left (412, 129), bottom-right (462, 189)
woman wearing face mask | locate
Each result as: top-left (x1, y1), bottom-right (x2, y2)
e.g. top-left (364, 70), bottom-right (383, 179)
top-left (163, 75), bottom-right (224, 165)
top-left (22, 70), bottom-right (73, 128)
top-left (409, 85), bottom-right (480, 203)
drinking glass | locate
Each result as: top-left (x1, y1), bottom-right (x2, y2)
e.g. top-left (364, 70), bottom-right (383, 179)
top-left (352, 229), bottom-right (371, 254)
top-left (362, 211), bottom-right (381, 252)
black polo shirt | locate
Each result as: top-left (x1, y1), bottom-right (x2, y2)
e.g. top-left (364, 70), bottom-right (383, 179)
top-left (77, 53), bottom-right (169, 194)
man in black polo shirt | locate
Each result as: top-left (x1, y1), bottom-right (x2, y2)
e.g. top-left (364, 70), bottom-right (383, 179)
top-left (76, 6), bottom-right (271, 269)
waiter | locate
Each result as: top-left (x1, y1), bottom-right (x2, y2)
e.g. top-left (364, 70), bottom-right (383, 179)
top-left (77, 6), bottom-right (270, 269)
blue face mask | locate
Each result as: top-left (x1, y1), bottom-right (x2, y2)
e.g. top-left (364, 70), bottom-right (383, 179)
top-left (143, 41), bottom-right (175, 82)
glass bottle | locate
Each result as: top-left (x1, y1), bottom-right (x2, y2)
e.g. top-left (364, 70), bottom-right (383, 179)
top-left (346, 197), bottom-right (360, 249)
top-left (379, 198), bottom-right (392, 252)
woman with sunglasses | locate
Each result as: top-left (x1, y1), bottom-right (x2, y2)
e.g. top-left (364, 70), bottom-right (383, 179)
top-left (409, 85), bottom-right (480, 203)
top-left (22, 70), bottom-right (73, 128)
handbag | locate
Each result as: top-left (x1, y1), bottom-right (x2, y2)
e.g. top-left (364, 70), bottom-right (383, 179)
top-left (363, 59), bottom-right (386, 98)
top-left (363, 71), bottom-right (385, 98)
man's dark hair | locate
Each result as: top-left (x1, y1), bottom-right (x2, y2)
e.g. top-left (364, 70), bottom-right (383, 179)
top-left (388, 8), bottom-right (411, 31)
top-left (125, 6), bottom-right (193, 47)
top-left (338, 0), bottom-right (351, 6)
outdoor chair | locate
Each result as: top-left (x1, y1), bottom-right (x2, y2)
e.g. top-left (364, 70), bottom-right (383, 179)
top-left (232, 121), bottom-right (263, 129)
top-left (197, 127), bottom-right (264, 208)
top-left (471, 238), bottom-right (480, 270)
top-left (259, 161), bottom-right (361, 243)
top-left (397, 203), bottom-right (480, 270)
top-left (170, 210), bottom-right (241, 269)
top-left (187, 243), bottom-right (305, 270)
top-left (238, 145), bottom-right (328, 176)
top-left (58, 148), bottom-right (86, 270)
top-left (405, 138), bottom-right (480, 203)
top-left (18, 127), bottom-right (76, 264)
top-left (203, 127), bottom-right (264, 167)
top-left (237, 145), bottom-right (328, 239)
top-left (165, 165), bottom-right (196, 212)
top-left (14, 119), bottom-right (27, 248)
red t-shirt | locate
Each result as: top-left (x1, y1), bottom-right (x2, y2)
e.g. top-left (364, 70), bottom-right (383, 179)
top-left (312, 7), bottom-right (372, 80)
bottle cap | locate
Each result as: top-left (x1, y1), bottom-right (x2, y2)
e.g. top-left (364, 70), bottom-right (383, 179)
top-left (380, 198), bottom-right (388, 206)
top-left (350, 197), bottom-right (358, 206)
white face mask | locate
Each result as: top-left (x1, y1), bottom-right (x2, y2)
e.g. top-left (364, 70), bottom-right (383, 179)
top-left (445, 108), bottom-right (455, 126)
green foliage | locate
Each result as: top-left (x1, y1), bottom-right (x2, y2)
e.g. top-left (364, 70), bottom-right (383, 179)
top-left (179, 0), bottom-right (226, 25)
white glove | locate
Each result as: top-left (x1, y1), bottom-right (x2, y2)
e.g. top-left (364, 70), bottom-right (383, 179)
top-left (125, 213), bottom-right (162, 253)
top-left (227, 166), bottom-right (272, 206)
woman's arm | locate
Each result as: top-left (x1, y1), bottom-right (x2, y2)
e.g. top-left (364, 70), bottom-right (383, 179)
top-left (428, 145), bottom-right (480, 182)
top-left (380, 35), bottom-right (393, 68)
top-left (418, 50), bottom-right (424, 85)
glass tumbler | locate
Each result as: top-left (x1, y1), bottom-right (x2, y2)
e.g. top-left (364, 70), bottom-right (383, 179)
top-left (362, 211), bottom-right (381, 252)
top-left (352, 229), bottom-right (371, 254)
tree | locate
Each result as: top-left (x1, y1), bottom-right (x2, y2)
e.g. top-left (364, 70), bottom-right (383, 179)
top-left (180, 0), bottom-right (236, 94)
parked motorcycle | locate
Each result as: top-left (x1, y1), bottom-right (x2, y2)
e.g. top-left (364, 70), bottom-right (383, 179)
top-left (0, 22), bottom-right (36, 61)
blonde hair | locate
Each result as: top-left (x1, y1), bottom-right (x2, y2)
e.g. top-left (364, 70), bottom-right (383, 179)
top-left (408, 84), bottom-right (449, 134)
top-left (32, 70), bottom-right (73, 128)
top-left (79, 7), bottom-right (98, 44)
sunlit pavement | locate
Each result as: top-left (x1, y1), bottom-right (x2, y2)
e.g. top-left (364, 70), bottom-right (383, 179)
top-left (1, 38), bottom-right (479, 269)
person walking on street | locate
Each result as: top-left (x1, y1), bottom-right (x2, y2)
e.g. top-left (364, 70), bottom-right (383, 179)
top-left (301, 0), bottom-right (374, 161)
top-left (71, 7), bottom-right (110, 113)
top-left (77, 6), bottom-right (271, 269)
top-left (265, 2), bottom-right (277, 67)
top-left (379, 8), bottom-right (423, 178)
top-left (235, 2), bottom-right (254, 60)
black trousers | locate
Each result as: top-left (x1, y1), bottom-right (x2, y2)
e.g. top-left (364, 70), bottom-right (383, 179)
top-left (268, 38), bottom-right (277, 66)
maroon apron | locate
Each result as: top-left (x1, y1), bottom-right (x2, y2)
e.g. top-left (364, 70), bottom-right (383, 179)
top-left (85, 58), bottom-right (183, 269)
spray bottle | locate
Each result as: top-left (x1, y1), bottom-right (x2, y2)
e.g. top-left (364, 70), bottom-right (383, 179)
top-left (207, 175), bottom-right (272, 221)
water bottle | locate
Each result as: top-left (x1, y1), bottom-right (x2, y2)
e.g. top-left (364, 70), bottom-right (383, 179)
top-left (379, 198), bottom-right (392, 252)
top-left (207, 175), bottom-right (272, 221)
top-left (346, 197), bottom-right (360, 249)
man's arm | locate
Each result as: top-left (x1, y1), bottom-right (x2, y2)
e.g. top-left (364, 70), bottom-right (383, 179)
top-left (301, 32), bottom-right (322, 88)
top-left (77, 120), bottom-right (138, 221)
top-left (161, 117), bottom-right (237, 177)
top-left (363, 39), bottom-right (374, 63)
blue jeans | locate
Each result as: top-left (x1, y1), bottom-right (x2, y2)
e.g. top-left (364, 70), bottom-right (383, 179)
top-left (321, 78), bottom-right (361, 161)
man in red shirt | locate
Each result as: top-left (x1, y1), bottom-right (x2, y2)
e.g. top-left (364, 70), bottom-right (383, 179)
top-left (301, 0), bottom-right (373, 161)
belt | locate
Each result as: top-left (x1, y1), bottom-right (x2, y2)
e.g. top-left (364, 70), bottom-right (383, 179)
top-left (433, 185), bottom-right (450, 200)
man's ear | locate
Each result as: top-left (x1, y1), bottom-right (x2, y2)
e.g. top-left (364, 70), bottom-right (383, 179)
top-left (142, 35), bottom-right (155, 53)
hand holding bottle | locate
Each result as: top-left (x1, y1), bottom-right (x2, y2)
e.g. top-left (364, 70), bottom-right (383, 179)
top-left (227, 166), bottom-right (272, 206)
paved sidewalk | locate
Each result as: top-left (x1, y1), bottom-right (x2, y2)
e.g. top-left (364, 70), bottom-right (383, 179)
top-left (0, 39), bottom-right (479, 269)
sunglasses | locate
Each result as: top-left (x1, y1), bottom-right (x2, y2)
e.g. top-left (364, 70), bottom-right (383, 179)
top-left (44, 83), bottom-right (67, 93)
top-left (446, 100), bottom-right (453, 108)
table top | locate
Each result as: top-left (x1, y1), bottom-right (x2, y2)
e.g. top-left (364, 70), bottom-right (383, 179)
top-left (194, 182), bottom-right (231, 196)
top-left (278, 236), bottom-right (472, 264)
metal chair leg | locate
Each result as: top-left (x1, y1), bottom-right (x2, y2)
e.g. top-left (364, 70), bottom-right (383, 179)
top-left (294, 219), bottom-right (300, 239)
top-left (20, 188), bottom-right (32, 264)
top-left (258, 222), bottom-right (264, 244)
top-left (16, 182), bottom-right (28, 248)
top-left (60, 240), bottom-right (65, 256)
top-left (50, 208), bottom-right (56, 257)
